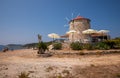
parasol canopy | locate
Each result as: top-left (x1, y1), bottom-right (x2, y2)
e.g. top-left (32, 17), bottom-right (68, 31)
top-left (82, 29), bottom-right (98, 34)
top-left (48, 33), bottom-right (60, 39)
top-left (66, 30), bottom-right (76, 34)
top-left (82, 29), bottom-right (98, 43)
top-left (98, 30), bottom-right (109, 41)
top-left (98, 30), bottom-right (109, 34)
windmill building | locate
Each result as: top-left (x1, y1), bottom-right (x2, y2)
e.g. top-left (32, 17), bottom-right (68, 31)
top-left (68, 16), bottom-right (91, 43)
top-left (61, 16), bottom-right (110, 43)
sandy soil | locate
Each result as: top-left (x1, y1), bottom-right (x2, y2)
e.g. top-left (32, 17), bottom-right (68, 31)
top-left (0, 49), bottom-right (120, 78)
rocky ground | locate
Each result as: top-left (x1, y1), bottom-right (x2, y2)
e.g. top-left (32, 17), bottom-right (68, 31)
top-left (0, 49), bottom-right (120, 78)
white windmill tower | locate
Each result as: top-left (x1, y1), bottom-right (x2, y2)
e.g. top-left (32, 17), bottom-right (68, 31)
top-left (64, 13), bottom-right (91, 43)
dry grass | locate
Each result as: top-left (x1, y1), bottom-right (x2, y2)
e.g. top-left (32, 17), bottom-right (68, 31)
top-left (45, 66), bottom-right (54, 72)
top-left (0, 49), bottom-right (120, 78)
top-left (72, 64), bottom-right (120, 78)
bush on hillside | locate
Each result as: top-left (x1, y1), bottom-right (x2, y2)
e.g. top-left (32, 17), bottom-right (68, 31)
top-left (95, 42), bottom-right (110, 50)
top-left (37, 42), bottom-right (48, 54)
top-left (53, 42), bottom-right (62, 50)
top-left (103, 39), bottom-right (120, 49)
top-left (70, 42), bottom-right (83, 50)
top-left (83, 43), bottom-right (95, 50)
top-left (23, 43), bottom-right (37, 49)
top-left (45, 41), bottom-right (52, 46)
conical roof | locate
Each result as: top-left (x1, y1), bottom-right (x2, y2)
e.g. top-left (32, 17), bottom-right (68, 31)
top-left (73, 16), bottom-right (84, 20)
top-left (73, 16), bottom-right (90, 21)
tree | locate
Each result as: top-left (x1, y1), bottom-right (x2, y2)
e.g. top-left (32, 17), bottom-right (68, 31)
top-left (37, 34), bottom-right (48, 54)
top-left (37, 42), bottom-right (48, 54)
top-left (38, 34), bottom-right (42, 43)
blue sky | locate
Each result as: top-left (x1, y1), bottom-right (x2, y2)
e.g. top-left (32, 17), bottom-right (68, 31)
top-left (0, 0), bottom-right (120, 45)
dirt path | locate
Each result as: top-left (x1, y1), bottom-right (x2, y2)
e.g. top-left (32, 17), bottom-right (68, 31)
top-left (0, 49), bottom-right (120, 78)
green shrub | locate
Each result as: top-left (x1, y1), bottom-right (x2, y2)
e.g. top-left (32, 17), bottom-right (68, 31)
top-left (18, 72), bottom-right (30, 78)
top-left (95, 42), bottom-right (110, 50)
top-left (70, 42), bottom-right (83, 50)
top-left (53, 42), bottom-right (62, 50)
top-left (103, 40), bottom-right (120, 49)
top-left (83, 43), bottom-right (94, 50)
top-left (45, 41), bottom-right (52, 46)
top-left (114, 43), bottom-right (120, 49)
top-left (37, 42), bottom-right (48, 54)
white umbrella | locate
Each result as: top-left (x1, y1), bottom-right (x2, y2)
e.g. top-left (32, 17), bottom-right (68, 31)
top-left (98, 30), bottom-right (109, 41)
top-left (48, 33), bottom-right (60, 42)
top-left (82, 29), bottom-right (98, 43)
top-left (82, 29), bottom-right (98, 35)
top-left (48, 33), bottom-right (60, 38)
top-left (98, 30), bottom-right (109, 34)
top-left (66, 30), bottom-right (76, 34)
top-left (66, 30), bottom-right (76, 42)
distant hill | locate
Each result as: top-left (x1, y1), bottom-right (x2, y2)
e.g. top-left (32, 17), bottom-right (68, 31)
top-left (6, 44), bottom-right (24, 50)
top-left (7, 44), bottom-right (23, 46)
top-left (23, 39), bottom-right (65, 49)
top-left (23, 42), bottom-right (52, 49)
top-left (0, 45), bottom-right (6, 51)
top-left (23, 43), bottom-right (38, 48)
